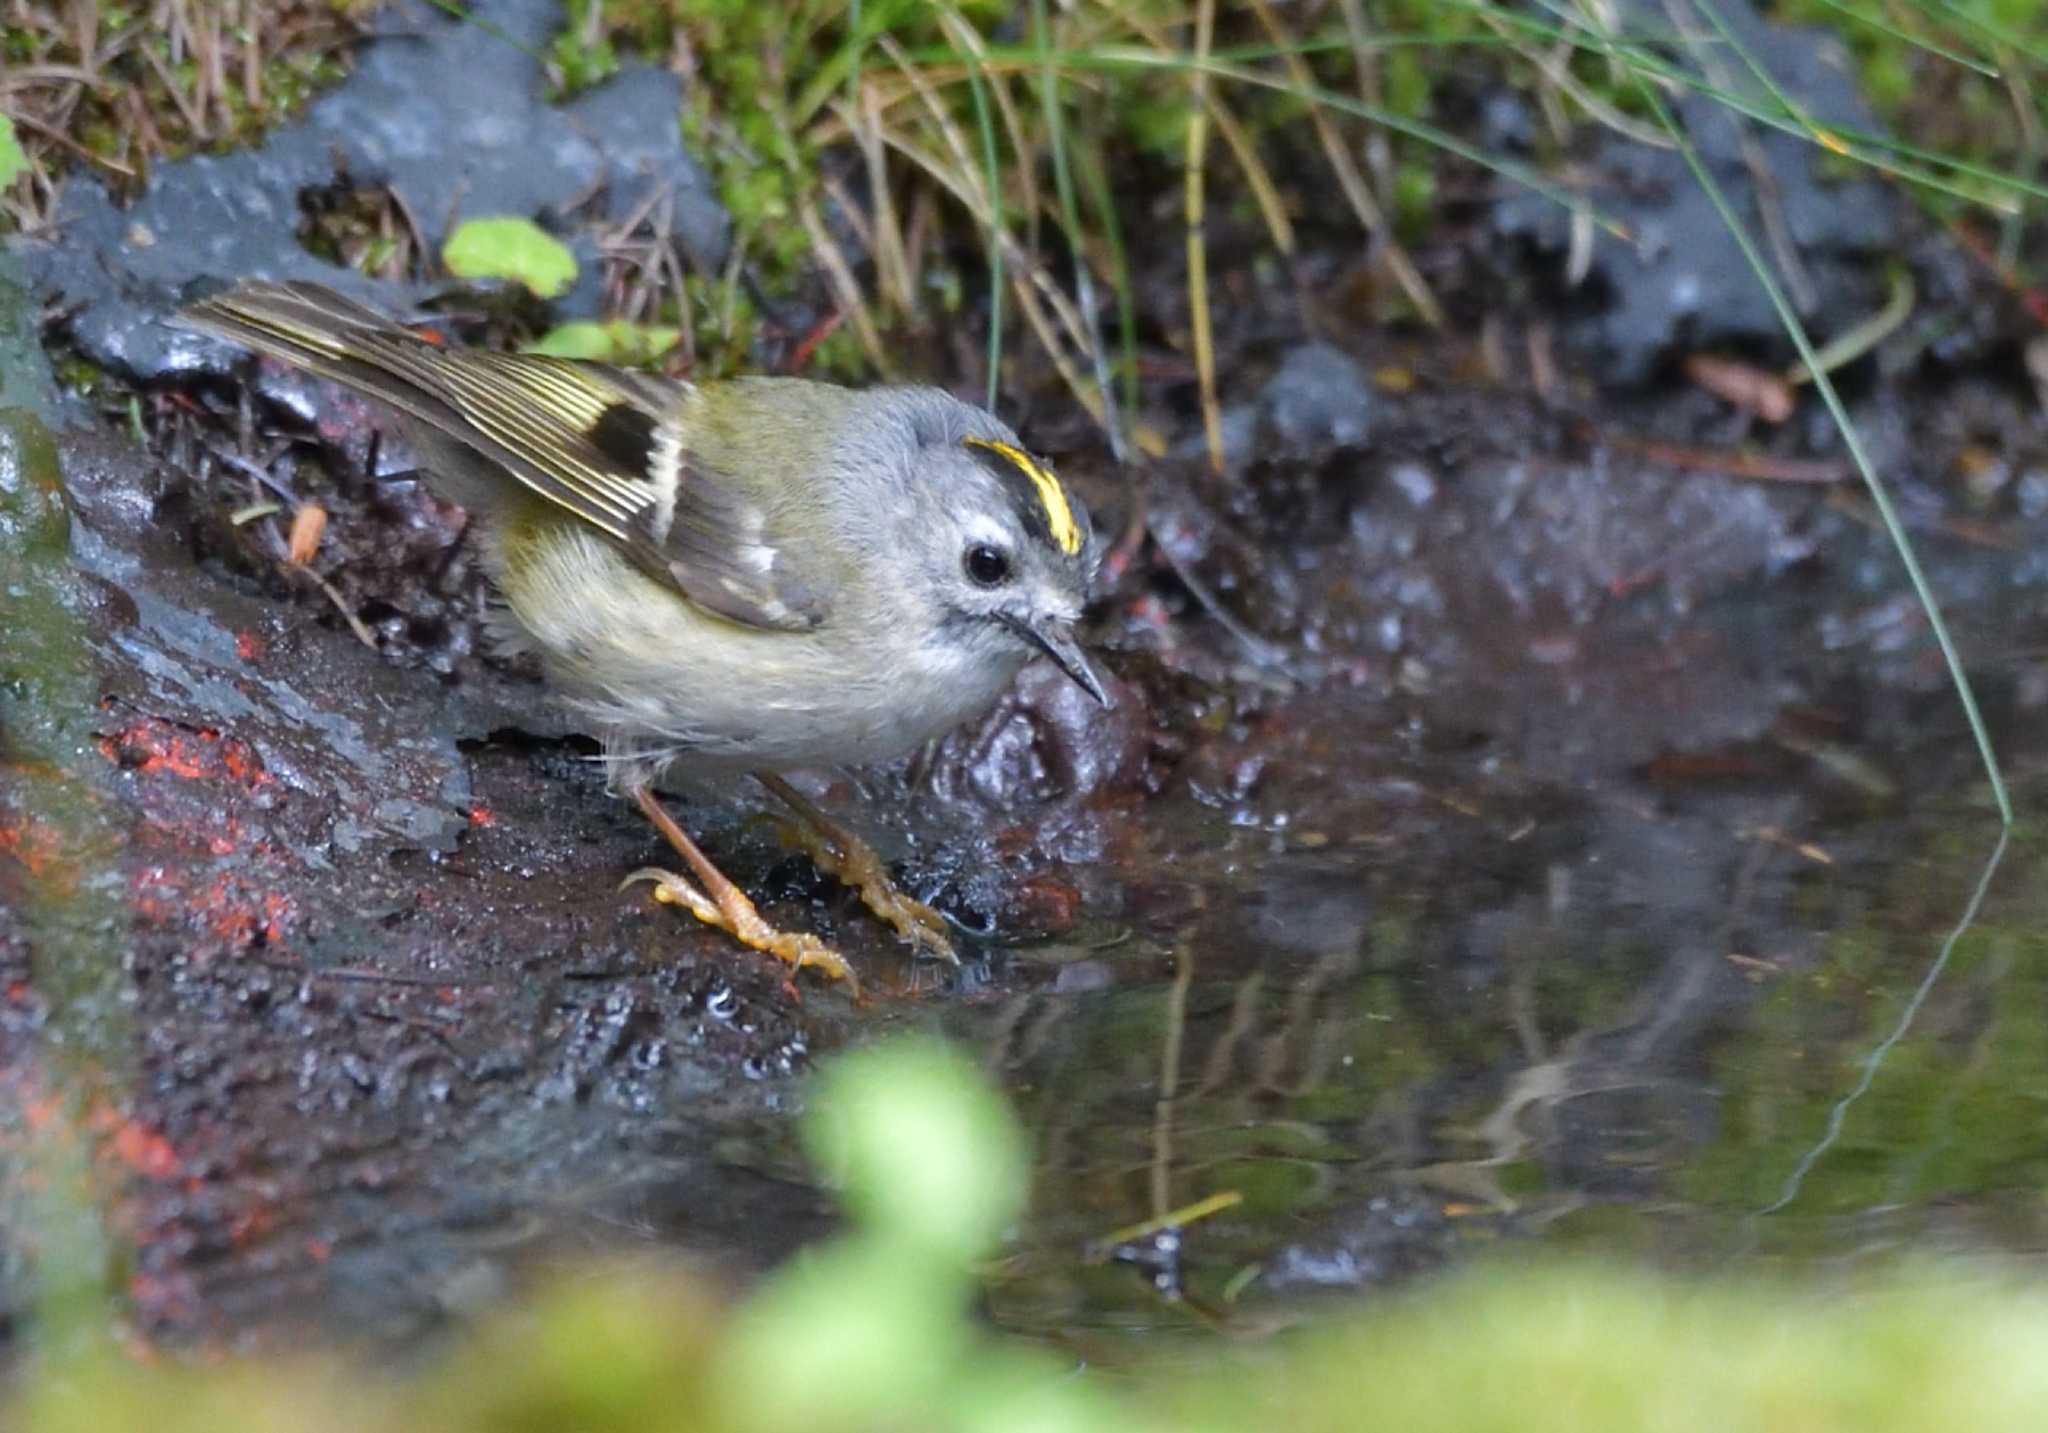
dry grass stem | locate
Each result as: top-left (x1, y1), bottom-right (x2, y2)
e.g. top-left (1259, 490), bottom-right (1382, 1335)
top-left (1245, 0), bottom-right (1445, 326)
top-left (1185, 0), bottom-right (1224, 476)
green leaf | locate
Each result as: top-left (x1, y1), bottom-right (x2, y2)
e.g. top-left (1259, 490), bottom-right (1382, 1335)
top-left (0, 115), bottom-right (28, 188)
top-left (803, 1036), bottom-right (1027, 1265)
top-left (441, 216), bottom-right (578, 299)
top-left (522, 320), bottom-right (680, 364)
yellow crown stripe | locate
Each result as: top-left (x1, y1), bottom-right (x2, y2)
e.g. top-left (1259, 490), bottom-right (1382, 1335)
top-left (965, 438), bottom-right (1082, 556)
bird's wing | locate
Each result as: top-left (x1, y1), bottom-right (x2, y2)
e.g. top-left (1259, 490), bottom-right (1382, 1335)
top-left (178, 280), bottom-right (830, 630)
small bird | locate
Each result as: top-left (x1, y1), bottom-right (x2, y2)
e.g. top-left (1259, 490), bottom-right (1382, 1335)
top-left (177, 281), bottom-right (1108, 994)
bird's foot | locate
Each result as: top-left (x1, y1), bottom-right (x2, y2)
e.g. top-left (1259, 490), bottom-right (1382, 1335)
top-left (755, 774), bottom-right (957, 964)
top-left (622, 867), bottom-right (860, 996)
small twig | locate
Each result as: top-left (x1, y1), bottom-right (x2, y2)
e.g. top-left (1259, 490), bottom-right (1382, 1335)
top-left (135, 35), bottom-right (208, 138)
top-left (293, 565), bottom-right (381, 651)
top-left (1824, 488), bottom-right (2019, 551)
top-left (1584, 426), bottom-right (1850, 484)
top-left (788, 308), bottom-right (848, 372)
top-left (1150, 941), bottom-right (1194, 1219)
top-left (4, 109), bottom-right (138, 176)
top-left (794, 199), bottom-right (890, 374)
top-left (1148, 514), bottom-right (1288, 666)
top-left (203, 442), bottom-right (301, 505)
top-left (1085, 1190), bottom-right (1243, 1260)
top-left (1245, 0), bottom-right (1441, 326)
top-left (261, 960), bottom-right (498, 988)
top-left (851, 71), bottom-right (914, 315)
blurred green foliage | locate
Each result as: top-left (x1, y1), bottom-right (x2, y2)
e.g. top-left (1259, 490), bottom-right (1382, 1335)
top-left (10, 1035), bottom-right (2048, 1432)
top-left (0, 116), bottom-right (28, 190)
top-left (524, 319), bottom-right (682, 362)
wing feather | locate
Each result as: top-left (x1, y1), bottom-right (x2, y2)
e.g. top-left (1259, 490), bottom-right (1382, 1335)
top-left (177, 281), bottom-right (824, 630)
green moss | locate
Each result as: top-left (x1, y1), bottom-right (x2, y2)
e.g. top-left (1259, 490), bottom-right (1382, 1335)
top-left (1392, 160), bottom-right (1437, 242)
top-left (551, 0), bottom-right (621, 99)
top-left (804, 324), bottom-right (871, 383)
top-left (51, 354), bottom-right (108, 402)
top-left (1384, 48), bottom-right (1434, 124)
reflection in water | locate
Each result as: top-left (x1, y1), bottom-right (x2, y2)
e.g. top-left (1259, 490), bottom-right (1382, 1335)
top-left (948, 736), bottom-right (2031, 1349)
top-left (1759, 827), bottom-right (2008, 1218)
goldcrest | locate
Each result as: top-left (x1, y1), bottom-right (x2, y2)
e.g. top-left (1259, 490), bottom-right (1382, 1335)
top-left (177, 281), bottom-right (1108, 993)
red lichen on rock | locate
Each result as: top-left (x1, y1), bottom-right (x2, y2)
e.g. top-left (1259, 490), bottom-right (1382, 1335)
top-left (0, 815), bottom-right (65, 880)
top-left (133, 866), bottom-right (298, 955)
top-left (99, 714), bottom-right (275, 791)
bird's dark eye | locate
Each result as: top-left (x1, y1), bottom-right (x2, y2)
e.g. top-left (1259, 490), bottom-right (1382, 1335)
top-left (963, 543), bottom-right (1012, 586)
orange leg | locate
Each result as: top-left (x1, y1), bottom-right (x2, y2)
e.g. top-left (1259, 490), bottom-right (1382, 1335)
top-left (754, 772), bottom-right (958, 964)
top-left (621, 784), bottom-right (859, 995)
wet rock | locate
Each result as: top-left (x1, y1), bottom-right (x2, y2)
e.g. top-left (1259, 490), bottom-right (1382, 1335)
top-left (1356, 445), bottom-right (1810, 782)
top-left (1261, 343), bottom-right (1377, 453)
top-left (1150, 382), bottom-right (1820, 784)
top-left (1175, 342), bottom-right (1377, 470)
top-left (58, 427), bottom-right (501, 864)
top-left (1479, 91), bottom-right (1539, 155)
top-left (997, 872), bottom-right (1085, 941)
top-left (820, 659), bottom-right (1155, 944)
top-left (558, 65), bottom-right (728, 264)
top-left (928, 660), bottom-right (1151, 814)
top-left (14, 0), bottom-right (729, 384)
top-left (1492, 0), bottom-right (1899, 385)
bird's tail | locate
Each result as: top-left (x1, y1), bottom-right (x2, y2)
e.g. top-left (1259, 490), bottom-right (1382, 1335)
top-left (175, 280), bottom-right (470, 435)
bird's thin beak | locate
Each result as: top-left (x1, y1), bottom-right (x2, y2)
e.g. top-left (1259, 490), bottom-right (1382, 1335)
top-left (1003, 614), bottom-right (1111, 707)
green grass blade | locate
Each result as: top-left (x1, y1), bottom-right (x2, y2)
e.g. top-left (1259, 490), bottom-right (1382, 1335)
top-left (1801, 0), bottom-right (2000, 76)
